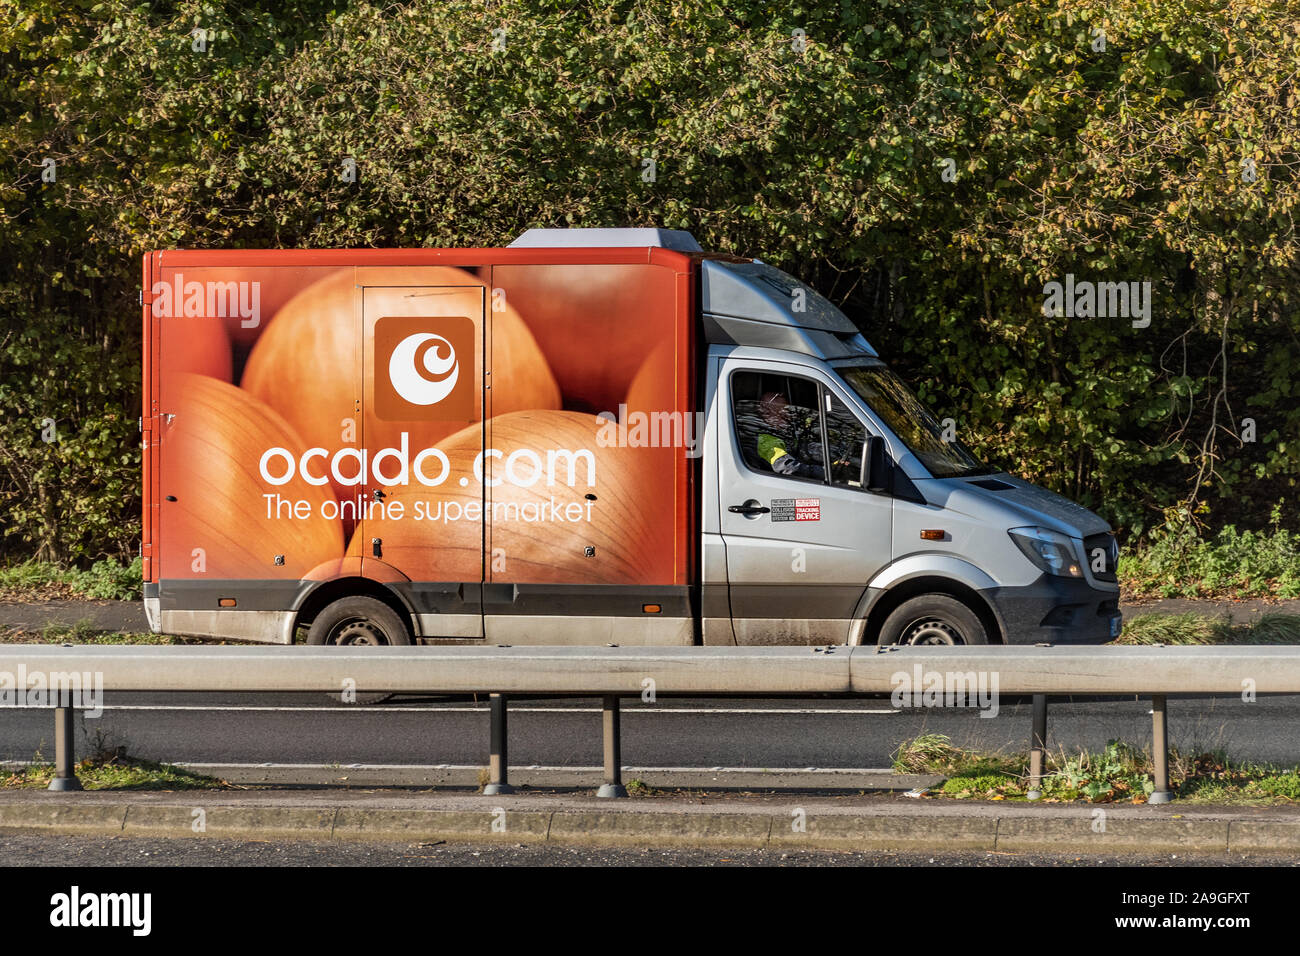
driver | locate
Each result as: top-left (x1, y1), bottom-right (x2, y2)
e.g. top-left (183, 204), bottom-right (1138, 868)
top-left (756, 391), bottom-right (825, 479)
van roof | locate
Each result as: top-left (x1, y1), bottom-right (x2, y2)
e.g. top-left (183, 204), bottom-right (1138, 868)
top-left (508, 228), bottom-right (702, 252)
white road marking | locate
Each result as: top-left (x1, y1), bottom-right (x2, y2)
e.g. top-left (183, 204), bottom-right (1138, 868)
top-left (171, 761), bottom-right (902, 774)
top-left (89, 705), bottom-right (902, 715)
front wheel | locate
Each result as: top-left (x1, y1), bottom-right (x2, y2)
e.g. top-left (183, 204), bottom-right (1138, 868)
top-left (876, 594), bottom-right (990, 646)
top-left (307, 596), bottom-right (411, 703)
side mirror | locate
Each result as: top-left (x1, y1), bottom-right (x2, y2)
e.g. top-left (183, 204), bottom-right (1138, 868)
top-left (862, 435), bottom-right (891, 493)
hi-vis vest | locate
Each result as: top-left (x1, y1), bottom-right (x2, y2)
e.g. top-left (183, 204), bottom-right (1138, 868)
top-left (757, 432), bottom-right (790, 468)
top-left (758, 412), bottom-right (816, 468)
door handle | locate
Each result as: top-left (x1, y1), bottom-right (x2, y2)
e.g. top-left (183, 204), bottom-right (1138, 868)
top-left (728, 500), bottom-right (770, 517)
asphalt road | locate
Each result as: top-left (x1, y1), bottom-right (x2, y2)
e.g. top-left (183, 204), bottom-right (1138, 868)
top-left (4, 598), bottom-right (1299, 776)
top-left (1, 692), bottom-right (1297, 771)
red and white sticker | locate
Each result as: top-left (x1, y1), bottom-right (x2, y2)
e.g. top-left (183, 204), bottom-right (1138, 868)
top-left (794, 498), bottom-right (821, 521)
top-left (772, 497), bottom-right (821, 521)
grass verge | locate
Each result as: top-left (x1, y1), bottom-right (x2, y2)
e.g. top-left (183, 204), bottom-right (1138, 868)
top-left (893, 733), bottom-right (1300, 805)
top-left (1116, 611), bottom-right (1300, 645)
top-left (0, 620), bottom-right (191, 645)
top-left (2, 755), bottom-right (222, 791)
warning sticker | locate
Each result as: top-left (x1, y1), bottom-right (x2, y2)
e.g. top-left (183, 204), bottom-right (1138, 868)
top-left (772, 497), bottom-right (821, 521)
top-left (795, 497), bottom-right (821, 520)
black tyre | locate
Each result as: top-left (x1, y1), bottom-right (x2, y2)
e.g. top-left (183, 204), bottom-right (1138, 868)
top-left (307, 596), bottom-right (412, 647)
top-left (306, 596), bottom-right (411, 704)
top-left (876, 594), bottom-right (990, 646)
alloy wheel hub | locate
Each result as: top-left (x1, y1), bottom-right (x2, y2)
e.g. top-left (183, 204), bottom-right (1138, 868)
top-left (904, 618), bottom-right (962, 646)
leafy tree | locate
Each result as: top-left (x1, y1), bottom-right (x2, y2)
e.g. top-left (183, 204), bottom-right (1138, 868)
top-left (0, 0), bottom-right (1296, 561)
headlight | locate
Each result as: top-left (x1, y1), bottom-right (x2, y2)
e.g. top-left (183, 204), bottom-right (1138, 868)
top-left (1008, 527), bottom-right (1083, 578)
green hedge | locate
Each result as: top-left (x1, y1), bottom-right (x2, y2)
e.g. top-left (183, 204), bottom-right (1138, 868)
top-left (1, 0), bottom-right (1297, 562)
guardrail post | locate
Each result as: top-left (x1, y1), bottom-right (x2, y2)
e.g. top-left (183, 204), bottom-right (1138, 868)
top-left (597, 695), bottom-right (627, 798)
top-left (48, 691), bottom-right (82, 792)
top-left (1149, 695), bottom-right (1174, 804)
top-left (483, 693), bottom-right (514, 796)
top-left (1026, 693), bottom-right (1048, 800)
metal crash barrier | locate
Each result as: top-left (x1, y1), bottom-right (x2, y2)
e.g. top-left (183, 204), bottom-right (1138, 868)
top-left (5, 643), bottom-right (1296, 801)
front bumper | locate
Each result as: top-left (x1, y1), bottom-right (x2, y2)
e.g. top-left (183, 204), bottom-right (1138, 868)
top-left (984, 575), bottom-right (1121, 645)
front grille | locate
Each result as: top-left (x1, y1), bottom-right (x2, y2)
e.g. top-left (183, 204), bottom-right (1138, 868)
top-left (1084, 532), bottom-right (1118, 582)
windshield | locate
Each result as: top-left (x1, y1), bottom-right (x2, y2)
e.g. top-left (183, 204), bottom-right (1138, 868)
top-left (836, 363), bottom-right (995, 479)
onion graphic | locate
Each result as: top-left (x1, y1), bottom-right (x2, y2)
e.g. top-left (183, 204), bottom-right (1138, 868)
top-left (160, 374), bottom-right (343, 579)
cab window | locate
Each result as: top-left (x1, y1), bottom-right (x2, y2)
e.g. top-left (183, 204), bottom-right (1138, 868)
top-left (824, 391), bottom-right (868, 488)
top-left (730, 371), bottom-right (826, 483)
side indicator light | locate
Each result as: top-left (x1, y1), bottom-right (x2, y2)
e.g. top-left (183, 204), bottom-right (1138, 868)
top-left (219, 598), bottom-right (237, 608)
top-left (920, 530), bottom-right (946, 541)
top-left (642, 604), bottom-right (661, 614)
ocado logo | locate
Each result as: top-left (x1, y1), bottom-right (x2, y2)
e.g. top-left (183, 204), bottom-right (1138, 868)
top-left (374, 315), bottom-right (475, 421)
top-left (389, 333), bottom-right (458, 406)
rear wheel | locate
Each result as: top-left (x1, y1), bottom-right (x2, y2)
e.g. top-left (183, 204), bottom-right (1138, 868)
top-left (307, 596), bottom-right (411, 703)
top-left (876, 594), bottom-right (990, 646)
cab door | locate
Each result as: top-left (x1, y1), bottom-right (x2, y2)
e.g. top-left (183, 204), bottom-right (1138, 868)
top-left (717, 357), bottom-right (892, 644)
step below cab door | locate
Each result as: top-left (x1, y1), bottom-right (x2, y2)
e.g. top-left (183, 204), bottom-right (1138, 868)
top-left (716, 356), bottom-right (892, 645)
